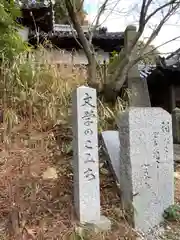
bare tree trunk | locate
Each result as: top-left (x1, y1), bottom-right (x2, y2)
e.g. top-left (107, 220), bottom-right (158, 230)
top-left (87, 54), bottom-right (96, 84)
top-left (64, 0), bottom-right (180, 103)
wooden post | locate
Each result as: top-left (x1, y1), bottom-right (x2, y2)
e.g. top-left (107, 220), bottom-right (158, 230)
top-left (170, 85), bottom-right (176, 113)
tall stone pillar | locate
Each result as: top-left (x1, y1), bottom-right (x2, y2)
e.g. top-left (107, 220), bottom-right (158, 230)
top-left (125, 25), bottom-right (151, 107)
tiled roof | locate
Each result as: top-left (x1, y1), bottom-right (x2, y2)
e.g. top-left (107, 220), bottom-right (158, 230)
top-left (29, 23), bottom-right (124, 41)
top-left (18, 0), bottom-right (52, 9)
top-left (138, 50), bottom-right (180, 80)
top-left (50, 30), bottom-right (123, 40)
top-left (28, 29), bottom-right (124, 52)
top-left (138, 65), bottom-right (155, 79)
top-left (158, 48), bottom-right (180, 69)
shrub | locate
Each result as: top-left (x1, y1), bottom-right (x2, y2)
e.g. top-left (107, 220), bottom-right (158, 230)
top-left (0, 0), bottom-right (28, 60)
top-left (163, 204), bottom-right (180, 222)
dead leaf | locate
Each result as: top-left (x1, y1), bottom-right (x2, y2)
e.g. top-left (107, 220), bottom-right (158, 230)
top-left (174, 172), bottom-right (180, 180)
top-left (24, 227), bottom-right (36, 239)
top-left (100, 168), bottom-right (109, 175)
top-left (42, 167), bottom-right (58, 180)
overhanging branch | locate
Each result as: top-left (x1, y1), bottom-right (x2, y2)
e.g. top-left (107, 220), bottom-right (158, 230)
top-left (65, 0), bottom-right (93, 64)
top-left (89, 0), bottom-right (109, 43)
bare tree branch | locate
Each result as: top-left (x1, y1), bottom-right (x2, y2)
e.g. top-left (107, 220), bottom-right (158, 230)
top-left (139, 2), bottom-right (180, 56)
top-left (110, 0), bottom-right (180, 92)
top-left (145, 0), bottom-right (179, 23)
top-left (64, 0), bottom-right (100, 84)
top-left (120, 34), bottom-right (180, 70)
top-left (114, 25), bottom-right (180, 90)
top-left (64, 0), bottom-right (180, 100)
top-left (143, 34), bottom-right (180, 57)
top-left (144, 0), bottom-right (153, 14)
top-left (99, 0), bottom-right (121, 27)
top-left (78, 0), bottom-right (85, 12)
top-left (89, 0), bottom-right (109, 44)
top-left (65, 0), bottom-right (93, 63)
top-left (68, 20), bottom-right (84, 49)
top-left (139, 0), bottom-right (147, 32)
top-left (138, 0), bottom-right (152, 32)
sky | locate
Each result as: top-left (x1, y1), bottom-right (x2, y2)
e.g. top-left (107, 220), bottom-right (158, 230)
top-left (84, 0), bottom-right (180, 56)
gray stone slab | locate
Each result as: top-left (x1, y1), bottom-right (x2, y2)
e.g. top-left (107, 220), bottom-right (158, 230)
top-left (128, 77), bottom-right (151, 107)
top-left (116, 107), bottom-right (174, 235)
top-left (101, 130), bottom-right (120, 183)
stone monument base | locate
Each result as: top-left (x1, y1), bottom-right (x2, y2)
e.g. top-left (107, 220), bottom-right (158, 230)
top-left (82, 215), bottom-right (111, 233)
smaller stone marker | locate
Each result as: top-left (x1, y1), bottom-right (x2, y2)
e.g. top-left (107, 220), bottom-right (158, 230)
top-left (116, 107), bottom-right (174, 236)
top-left (72, 86), bottom-right (111, 231)
top-left (101, 131), bottom-right (121, 183)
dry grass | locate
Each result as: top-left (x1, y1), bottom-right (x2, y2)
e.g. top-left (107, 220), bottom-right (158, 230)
top-left (0, 120), bottom-right (179, 240)
top-left (0, 48), bottom-right (127, 134)
top-left (0, 121), bottom-right (140, 240)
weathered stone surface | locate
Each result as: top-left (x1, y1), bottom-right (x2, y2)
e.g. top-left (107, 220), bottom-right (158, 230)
top-left (173, 144), bottom-right (180, 162)
top-left (72, 86), bottom-right (111, 230)
top-left (116, 107), bottom-right (174, 234)
top-left (172, 107), bottom-right (180, 144)
top-left (128, 77), bottom-right (151, 107)
top-left (72, 86), bottom-right (100, 223)
top-left (101, 130), bottom-right (120, 183)
top-left (84, 215), bottom-right (111, 233)
top-left (124, 25), bottom-right (151, 107)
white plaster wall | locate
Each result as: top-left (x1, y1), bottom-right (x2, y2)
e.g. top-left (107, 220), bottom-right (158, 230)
top-left (18, 27), bottom-right (29, 41)
top-left (54, 24), bottom-right (90, 33)
top-left (34, 49), bottom-right (110, 64)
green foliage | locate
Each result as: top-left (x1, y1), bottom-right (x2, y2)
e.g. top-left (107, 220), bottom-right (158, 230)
top-left (163, 204), bottom-right (180, 222)
top-left (0, 0), bottom-right (28, 60)
top-left (109, 50), bottom-right (118, 63)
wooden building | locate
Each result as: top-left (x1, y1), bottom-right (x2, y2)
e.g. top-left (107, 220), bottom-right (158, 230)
top-left (17, 1), bottom-right (124, 64)
top-left (146, 54), bottom-right (180, 113)
top-left (18, 0), bottom-right (180, 114)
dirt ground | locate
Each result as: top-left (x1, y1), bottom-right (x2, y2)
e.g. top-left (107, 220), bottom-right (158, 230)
top-left (0, 124), bottom-right (179, 240)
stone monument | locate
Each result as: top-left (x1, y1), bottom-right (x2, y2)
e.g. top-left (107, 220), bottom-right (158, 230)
top-left (101, 130), bottom-right (120, 183)
top-left (116, 107), bottom-right (174, 235)
top-left (72, 86), bottom-right (111, 231)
